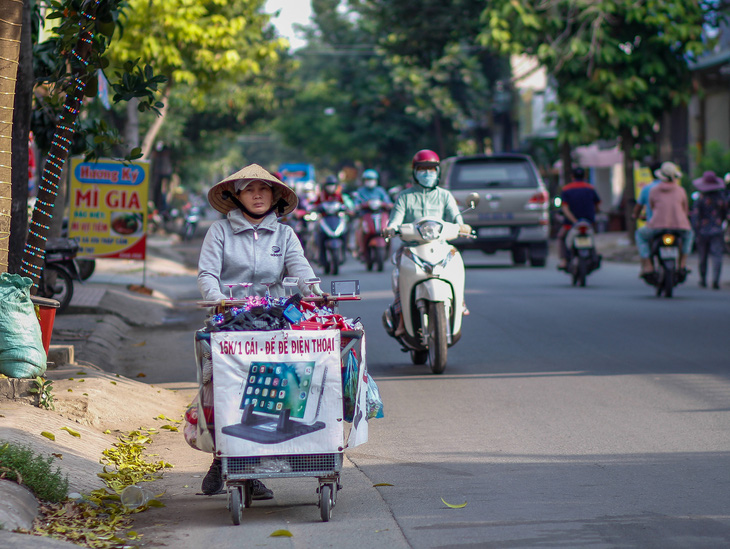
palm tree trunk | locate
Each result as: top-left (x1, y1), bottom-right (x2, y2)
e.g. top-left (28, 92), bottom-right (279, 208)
top-left (0, 0), bottom-right (24, 273)
top-left (21, 0), bottom-right (99, 290)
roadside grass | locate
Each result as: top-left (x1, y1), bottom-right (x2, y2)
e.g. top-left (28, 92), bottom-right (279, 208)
top-left (33, 421), bottom-right (177, 548)
top-left (0, 440), bottom-right (69, 503)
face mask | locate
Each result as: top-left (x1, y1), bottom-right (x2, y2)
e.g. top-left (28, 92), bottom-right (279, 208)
top-left (364, 179), bottom-right (377, 189)
top-left (415, 170), bottom-right (438, 189)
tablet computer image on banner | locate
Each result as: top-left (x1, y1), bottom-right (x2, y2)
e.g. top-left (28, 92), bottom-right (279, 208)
top-left (221, 361), bottom-right (327, 444)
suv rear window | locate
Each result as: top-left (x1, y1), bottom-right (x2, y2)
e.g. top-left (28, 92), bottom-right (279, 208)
top-left (449, 159), bottom-right (537, 190)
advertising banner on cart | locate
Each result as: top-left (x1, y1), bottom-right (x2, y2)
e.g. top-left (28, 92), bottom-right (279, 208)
top-left (212, 330), bottom-right (346, 457)
top-left (67, 157), bottom-right (149, 259)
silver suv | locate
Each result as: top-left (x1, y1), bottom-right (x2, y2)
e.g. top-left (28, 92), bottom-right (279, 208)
top-left (440, 153), bottom-right (549, 267)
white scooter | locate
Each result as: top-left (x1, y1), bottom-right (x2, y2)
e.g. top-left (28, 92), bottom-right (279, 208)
top-left (382, 193), bottom-right (479, 374)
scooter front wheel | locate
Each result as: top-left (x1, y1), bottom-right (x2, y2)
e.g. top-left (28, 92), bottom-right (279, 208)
top-left (428, 301), bottom-right (448, 374)
top-left (662, 264), bottom-right (674, 298)
top-left (374, 246), bottom-right (385, 272)
top-left (327, 247), bottom-right (340, 276)
top-left (40, 264), bottom-right (74, 313)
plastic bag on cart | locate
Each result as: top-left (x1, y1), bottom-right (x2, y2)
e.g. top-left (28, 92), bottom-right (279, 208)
top-left (183, 386), bottom-right (215, 453)
top-left (342, 349), bottom-right (359, 422)
top-left (365, 371), bottom-right (384, 419)
top-left (187, 331), bottom-right (216, 453)
top-left (182, 402), bottom-right (201, 450)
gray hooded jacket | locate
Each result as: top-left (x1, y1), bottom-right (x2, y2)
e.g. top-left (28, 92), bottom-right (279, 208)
top-left (198, 210), bottom-right (316, 301)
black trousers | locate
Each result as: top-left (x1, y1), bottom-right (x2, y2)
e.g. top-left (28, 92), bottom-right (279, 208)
top-left (696, 233), bottom-right (724, 284)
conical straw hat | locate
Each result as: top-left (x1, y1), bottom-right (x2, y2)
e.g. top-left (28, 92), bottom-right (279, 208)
top-left (207, 164), bottom-right (298, 216)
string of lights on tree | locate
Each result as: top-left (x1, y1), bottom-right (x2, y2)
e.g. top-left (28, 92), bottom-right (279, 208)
top-left (20, 0), bottom-right (100, 289)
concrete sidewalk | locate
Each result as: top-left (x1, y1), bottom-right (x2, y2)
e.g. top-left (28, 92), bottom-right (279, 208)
top-left (0, 234), bottom-right (197, 547)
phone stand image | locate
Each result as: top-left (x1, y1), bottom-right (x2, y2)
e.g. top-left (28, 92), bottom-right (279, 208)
top-left (222, 405), bottom-right (325, 444)
top-left (221, 361), bottom-right (327, 444)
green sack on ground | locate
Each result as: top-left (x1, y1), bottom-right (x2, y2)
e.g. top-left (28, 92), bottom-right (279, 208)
top-left (0, 273), bottom-right (47, 378)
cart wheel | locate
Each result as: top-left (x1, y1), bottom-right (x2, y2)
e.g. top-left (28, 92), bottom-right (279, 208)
top-left (243, 480), bottom-right (252, 508)
top-left (319, 484), bottom-right (332, 522)
top-left (230, 487), bottom-right (242, 525)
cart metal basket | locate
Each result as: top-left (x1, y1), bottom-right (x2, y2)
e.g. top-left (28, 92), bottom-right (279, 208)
top-left (197, 294), bottom-right (362, 523)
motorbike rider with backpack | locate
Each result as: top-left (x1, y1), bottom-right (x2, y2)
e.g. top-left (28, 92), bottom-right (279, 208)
top-left (383, 150), bottom-right (471, 336)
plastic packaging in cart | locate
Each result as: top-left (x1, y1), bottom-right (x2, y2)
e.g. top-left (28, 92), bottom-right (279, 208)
top-left (253, 458), bottom-right (293, 474)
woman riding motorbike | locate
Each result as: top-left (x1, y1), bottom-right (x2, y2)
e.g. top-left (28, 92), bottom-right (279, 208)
top-left (384, 150), bottom-right (471, 335)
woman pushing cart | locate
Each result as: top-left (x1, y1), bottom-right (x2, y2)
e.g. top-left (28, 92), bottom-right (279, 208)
top-left (190, 164), bottom-right (375, 521)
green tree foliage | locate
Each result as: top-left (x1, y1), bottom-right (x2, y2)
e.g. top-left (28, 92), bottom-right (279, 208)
top-left (105, 0), bottom-right (290, 161)
top-left (274, 0), bottom-right (512, 184)
top-left (693, 140), bottom-right (730, 178)
top-left (482, 0), bottom-right (716, 229)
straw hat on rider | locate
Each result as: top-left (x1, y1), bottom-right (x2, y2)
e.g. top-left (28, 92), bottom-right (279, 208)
top-left (692, 170), bottom-right (726, 193)
top-left (654, 161), bottom-right (682, 182)
top-left (207, 164), bottom-right (298, 216)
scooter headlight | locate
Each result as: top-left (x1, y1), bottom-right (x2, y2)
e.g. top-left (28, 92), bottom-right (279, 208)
top-left (416, 220), bottom-right (443, 241)
top-left (662, 234), bottom-right (675, 246)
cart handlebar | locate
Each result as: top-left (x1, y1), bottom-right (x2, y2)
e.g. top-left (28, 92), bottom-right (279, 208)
top-left (197, 295), bottom-right (361, 309)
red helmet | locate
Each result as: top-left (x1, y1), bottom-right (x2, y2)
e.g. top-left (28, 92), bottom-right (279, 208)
top-left (412, 149), bottom-right (440, 169)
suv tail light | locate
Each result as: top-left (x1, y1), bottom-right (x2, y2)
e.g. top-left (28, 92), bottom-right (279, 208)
top-left (525, 191), bottom-right (548, 211)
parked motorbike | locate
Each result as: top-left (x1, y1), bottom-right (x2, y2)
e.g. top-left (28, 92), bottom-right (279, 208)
top-left (563, 220), bottom-right (601, 287)
top-left (61, 218), bottom-right (95, 280)
top-left (643, 230), bottom-right (687, 298)
top-left (382, 193), bottom-right (479, 374)
top-left (357, 199), bottom-right (390, 272)
top-left (316, 201), bottom-right (349, 276)
top-left (182, 205), bottom-right (202, 241)
top-left (37, 237), bottom-right (84, 313)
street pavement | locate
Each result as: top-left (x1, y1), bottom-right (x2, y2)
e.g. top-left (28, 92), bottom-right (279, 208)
top-left (0, 230), bottom-right (725, 547)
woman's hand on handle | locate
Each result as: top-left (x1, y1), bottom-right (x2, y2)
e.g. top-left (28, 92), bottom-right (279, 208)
top-left (308, 282), bottom-right (325, 296)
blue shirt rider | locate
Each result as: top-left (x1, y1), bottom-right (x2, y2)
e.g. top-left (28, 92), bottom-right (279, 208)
top-left (354, 169), bottom-right (391, 205)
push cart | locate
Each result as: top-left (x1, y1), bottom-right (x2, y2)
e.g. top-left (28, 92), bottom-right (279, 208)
top-left (196, 292), bottom-right (365, 523)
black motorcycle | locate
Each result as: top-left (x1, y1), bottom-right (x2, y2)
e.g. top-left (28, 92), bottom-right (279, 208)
top-left (182, 205), bottom-right (202, 241)
top-left (564, 220), bottom-right (601, 287)
top-left (643, 230), bottom-right (687, 298)
top-left (38, 237), bottom-right (84, 313)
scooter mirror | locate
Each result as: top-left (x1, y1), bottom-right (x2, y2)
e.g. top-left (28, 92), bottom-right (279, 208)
top-left (466, 192), bottom-right (480, 209)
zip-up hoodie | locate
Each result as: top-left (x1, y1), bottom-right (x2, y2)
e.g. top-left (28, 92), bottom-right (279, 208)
top-left (647, 181), bottom-right (691, 230)
top-left (198, 210), bottom-right (316, 301)
top-left (387, 185), bottom-right (463, 229)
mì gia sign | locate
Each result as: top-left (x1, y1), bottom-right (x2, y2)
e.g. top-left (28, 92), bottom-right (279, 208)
top-left (67, 157), bottom-right (149, 260)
